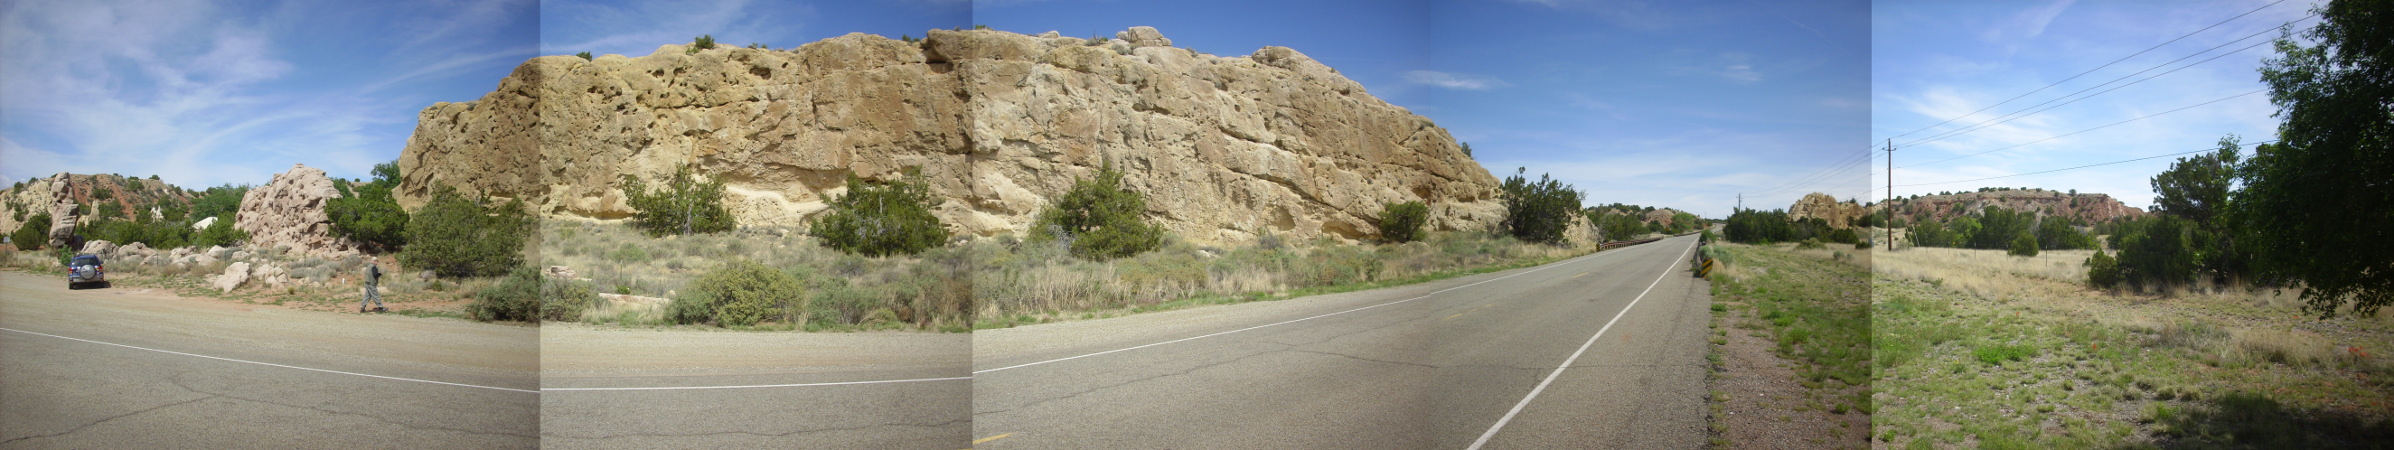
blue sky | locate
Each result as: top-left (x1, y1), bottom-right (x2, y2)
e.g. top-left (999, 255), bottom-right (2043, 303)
top-left (0, 0), bottom-right (538, 188)
top-left (1872, 0), bottom-right (2308, 209)
top-left (2, 0), bottom-right (1870, 219)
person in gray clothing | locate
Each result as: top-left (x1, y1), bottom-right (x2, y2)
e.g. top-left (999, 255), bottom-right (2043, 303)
top-left (361, 262), bottom-right (384, 313)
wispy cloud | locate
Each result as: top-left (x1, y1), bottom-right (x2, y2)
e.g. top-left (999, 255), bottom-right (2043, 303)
top-left (1715, 52), bottom-right (1763, 84)
top-left (542, 0), bottom-right (811, 57)
top-left (1980, 0), bottom-right (2077, 43)
top-left (1403, 70), bottom-right (1505, 91)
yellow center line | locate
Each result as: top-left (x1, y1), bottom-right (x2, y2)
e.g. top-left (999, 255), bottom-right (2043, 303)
top-left (973, 433), bottom-right (1014, 445)
top-left (1442, 304), bottom-right (1496, 321)
top-left (1571, 271), bottom-right (1590, 279)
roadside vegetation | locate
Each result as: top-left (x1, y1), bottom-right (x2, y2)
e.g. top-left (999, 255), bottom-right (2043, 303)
top-left (1873, 246), bottom-right (2391, 447)
top-left (1703, 237), bottom-right (1872, 448)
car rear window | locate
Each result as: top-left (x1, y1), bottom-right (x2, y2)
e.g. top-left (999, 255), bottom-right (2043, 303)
top-left (72, 255), bottom-right (102, 265)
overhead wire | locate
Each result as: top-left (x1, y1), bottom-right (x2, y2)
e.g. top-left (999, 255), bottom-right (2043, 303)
top-left (1893, 140), bottom-right (2271, 188)
top-left (1898, 20), bottom-right (2301, 150)
top-left (1898, 88), bottom-right (2266, 169)
top-left (1876, 0), bottom-right (2288, 142)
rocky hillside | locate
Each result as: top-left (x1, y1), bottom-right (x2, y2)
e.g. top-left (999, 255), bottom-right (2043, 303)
top-left (2, 173), bottom-right (195, 241)
top-left (1876, 188), bottom-right (2146, 224)
top-left (397, 27), bottom-right (1503, 245)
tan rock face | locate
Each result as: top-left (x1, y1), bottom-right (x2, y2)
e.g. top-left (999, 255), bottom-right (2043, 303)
top-left (236, 165), bottom-right (357, 257)
top-left (398, 28), bottom-right (1503, 246)
top-left (1789, 193), bottom-right (1865, 229)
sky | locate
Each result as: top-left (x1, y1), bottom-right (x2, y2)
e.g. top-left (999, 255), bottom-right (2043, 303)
top-left (1872, 0), bottom-right (2310, 210)
top-left (0, 0), bottom-right (1875, 219)
top-left (0, 0), bottom-right (539, 189)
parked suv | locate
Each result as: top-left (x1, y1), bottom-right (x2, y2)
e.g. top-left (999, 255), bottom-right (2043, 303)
top-left (67, 254), bottom-right (105, 289)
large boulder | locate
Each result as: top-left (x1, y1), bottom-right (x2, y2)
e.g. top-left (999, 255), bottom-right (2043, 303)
top-left (215, 262), bottom-right (251, 293)
top-left (1789, 192), bottom-right (1865, 229)
top-left (235, 165), bottom-right (358, 258)
top-left (398, 27), bottom-right (1503, 246)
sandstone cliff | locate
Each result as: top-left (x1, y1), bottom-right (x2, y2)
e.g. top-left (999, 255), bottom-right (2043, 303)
top-left (0, 173), bottom-right (193, 246)
top-left (397, 27), bottom-right (1503, 246)
top-left (1788, 193), bottom-right (1865, 229)
top-left (1878, 189), bottom-right (2146, 224)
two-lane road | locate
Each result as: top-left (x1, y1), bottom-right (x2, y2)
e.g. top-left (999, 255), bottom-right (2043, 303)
top-left (0, 272), bottom-right (538, 449)
top-left (971, 234), bottom-right (1712, 448)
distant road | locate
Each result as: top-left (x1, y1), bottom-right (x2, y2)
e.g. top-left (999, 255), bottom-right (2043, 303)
top-left (971, 234), bottom-right (1712, 448)
top-left (537, 325), bottom-right (970, 449)
top-left (0, 272), bottom-right (538, 449)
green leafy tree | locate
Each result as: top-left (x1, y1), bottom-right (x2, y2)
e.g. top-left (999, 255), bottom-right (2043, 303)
top-left (2115, 217), bottom-right (2198, 289)
top-left (327, 161), bottom-right (409, 252)
top-left (618, 164), bottom-right (736, 237)
top-left (1030, 162), bottom-right (1164, 260)
top-left (191, 213), bottom-right (249, 248)
top-left (12, 213), bottom-right (50, 250)
top-left (1377, 201), bottom-right (1429, 243)
top-left (400, 184), bottom-right (531, 278)
top-left (811, 170), bottom-right (948, 256)
top-left (189, 184), bottom-right (248, 220)
top-left (1909, 218), bottom-right (1952, 247)
top-left (1499, 168), bottom-right (1582, 245)
top-left (575, 51), bottom-right (593, 60)
top-left (2241, 0), bottom-right (2394, 316)
top-left (2008, 232), bottom-right (2039, 257)
top-left (2087, 249), bottom-right (2122, 289)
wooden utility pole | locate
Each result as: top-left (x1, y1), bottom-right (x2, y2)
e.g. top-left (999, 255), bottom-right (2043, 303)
top-left (1885, 139), bottom-right (1894, 251)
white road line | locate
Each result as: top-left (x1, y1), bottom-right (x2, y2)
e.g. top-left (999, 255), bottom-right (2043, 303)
top-left (1466, 236), bottom-right (1698, 450)
top-left (0, 326), bottom-right (538, 394)
top-left (542, 376), bottom-right (971, 392)
top-left (972, 237), bottom-right (1680, 375)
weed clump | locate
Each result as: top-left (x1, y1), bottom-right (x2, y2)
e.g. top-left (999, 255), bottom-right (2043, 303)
top-left (672, 259), bottom-right (803, 327)
top-left (1377, 201), bottom-right (1428, 243)
top-left (468, 267), bottom-right (543, 322)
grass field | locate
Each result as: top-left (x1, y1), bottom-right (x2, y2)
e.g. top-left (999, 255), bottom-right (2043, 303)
top-left (1873, 247), bottom-right (2394, 448)
top-left (1704, 240), bottom-right (1873, 447)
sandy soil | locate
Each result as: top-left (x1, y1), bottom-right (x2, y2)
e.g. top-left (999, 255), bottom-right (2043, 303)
top-left (1713, 302), bottom-right (1872, 449)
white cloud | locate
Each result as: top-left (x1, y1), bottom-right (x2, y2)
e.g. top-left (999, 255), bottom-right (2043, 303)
top-left (1715, 53), bottom-right (1762, 84)
top-left (1403, 70), bottom-right (1505, 91)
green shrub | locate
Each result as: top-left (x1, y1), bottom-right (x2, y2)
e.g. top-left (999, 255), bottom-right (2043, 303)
top-left (676, 259), bottom-right (804, 327)
top-left (811, 170), bottom-right (947, 256)
top-left (1796, 239), bottom-right (1826, 250)
top-left (607, 243), bottom-right (649, 263)
top-left (12, 213), bottom-right (50, 250)
top-left (400, 184), bottom-right (531, 278)
top-left (541, 278), bottom-right (600, 322)
top-left (2086, 249), bottom-right (2121, 288)
top-left (191, 213), bottom-right (249, 248)
top-left (1499, 168), bottom-right (1582, 245)
top-left (2008, 232), bottom-right (2040, 257)
top-left (327, 161), bottom-right (408, 252)
top-left (1377, 201), bottom-right (1429, 243)
top-left (618, 163), bottom-right (735, 237)
top-left (1973, 343), bottom-right (2036, 365)
top-left (1826, 228), bottom-right (1859, 244)
top-left (688, 34), bottom-right (716, 53)
top-left (1029, 162), bottom-right (1163, 260)
top-left (468, 267), bottom-right (543, 322)
top-left (575, 51), bottom-right (592, 60)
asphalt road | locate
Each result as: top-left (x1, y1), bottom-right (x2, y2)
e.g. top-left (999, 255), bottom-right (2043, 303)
top-left (537, 324), bottom-right (971, 449)
top-left (971, 234), bottom-right (1711, 448)
top-left (0, 272), bottom-right (539, 449)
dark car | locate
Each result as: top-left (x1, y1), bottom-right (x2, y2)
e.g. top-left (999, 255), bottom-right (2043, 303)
top-left (67, 254), bottom-right (105, 289)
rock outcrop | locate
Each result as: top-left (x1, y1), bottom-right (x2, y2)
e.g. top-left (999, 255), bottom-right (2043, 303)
top-left (1789, 193), bottom-right (1865, 229)
top-left (235, 165), bottom-right (358, 258)
top-left (1878, 189), bottom-right (2146, 224)
top-left (398, 27), bottom-right (1502, 246)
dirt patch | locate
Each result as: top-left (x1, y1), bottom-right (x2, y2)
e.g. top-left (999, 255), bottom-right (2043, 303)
top-left (1711, 301), bottom-right (1870, 448)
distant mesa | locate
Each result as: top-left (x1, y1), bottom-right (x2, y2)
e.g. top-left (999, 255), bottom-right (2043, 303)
top-left (1874, 188), bottom-right (2146, 224)
top-left (396, 26), bottom-right (1501, 245)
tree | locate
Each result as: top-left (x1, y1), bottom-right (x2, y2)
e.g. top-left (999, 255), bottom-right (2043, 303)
top-left (575, 51), bottom-right (593, 60)
top-left (618, 163), bottom-right (736, 237)
top-left (2008, 232), bottom-right (2039, 257)
top-left (1499, 168), bottom-right (1582, 245)
top-left (11, 213), bottom-right (50, 250)
top-left (1377, 201), bottom-right (1429, 243)
top-left (327, 161), bottom-right (409, 252)
top-left (2087, 249), bottom-right (2122, 289)
top-left (191, 213), bottom-right (249, 248)
top-left (2242, 0), bottom-right (2394, 317)
top-left (811, 169), bottom-right (948, 256)
top-left (1029, 162), bottom-right (1164, 260)
top-left (2115, 217), bottom-right (2198, 290)
top-left (401, 184), bottom-right (531, 278)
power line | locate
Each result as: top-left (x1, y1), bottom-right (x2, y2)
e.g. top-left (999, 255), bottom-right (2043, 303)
top-left (1878, 0), bottom-right (2293, 143)
top-left (1893, 140), bottom-right (2272, 188)
top-left (1901, 18), bottom-right (2301, 149)
top-left (1750, 151), bottom-right (1876, 199)
top-left (1899, 88), bottom-right (2266, 169)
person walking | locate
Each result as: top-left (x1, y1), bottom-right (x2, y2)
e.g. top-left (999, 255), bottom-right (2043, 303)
top-left (361, 261), bottom-right (384, 313)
